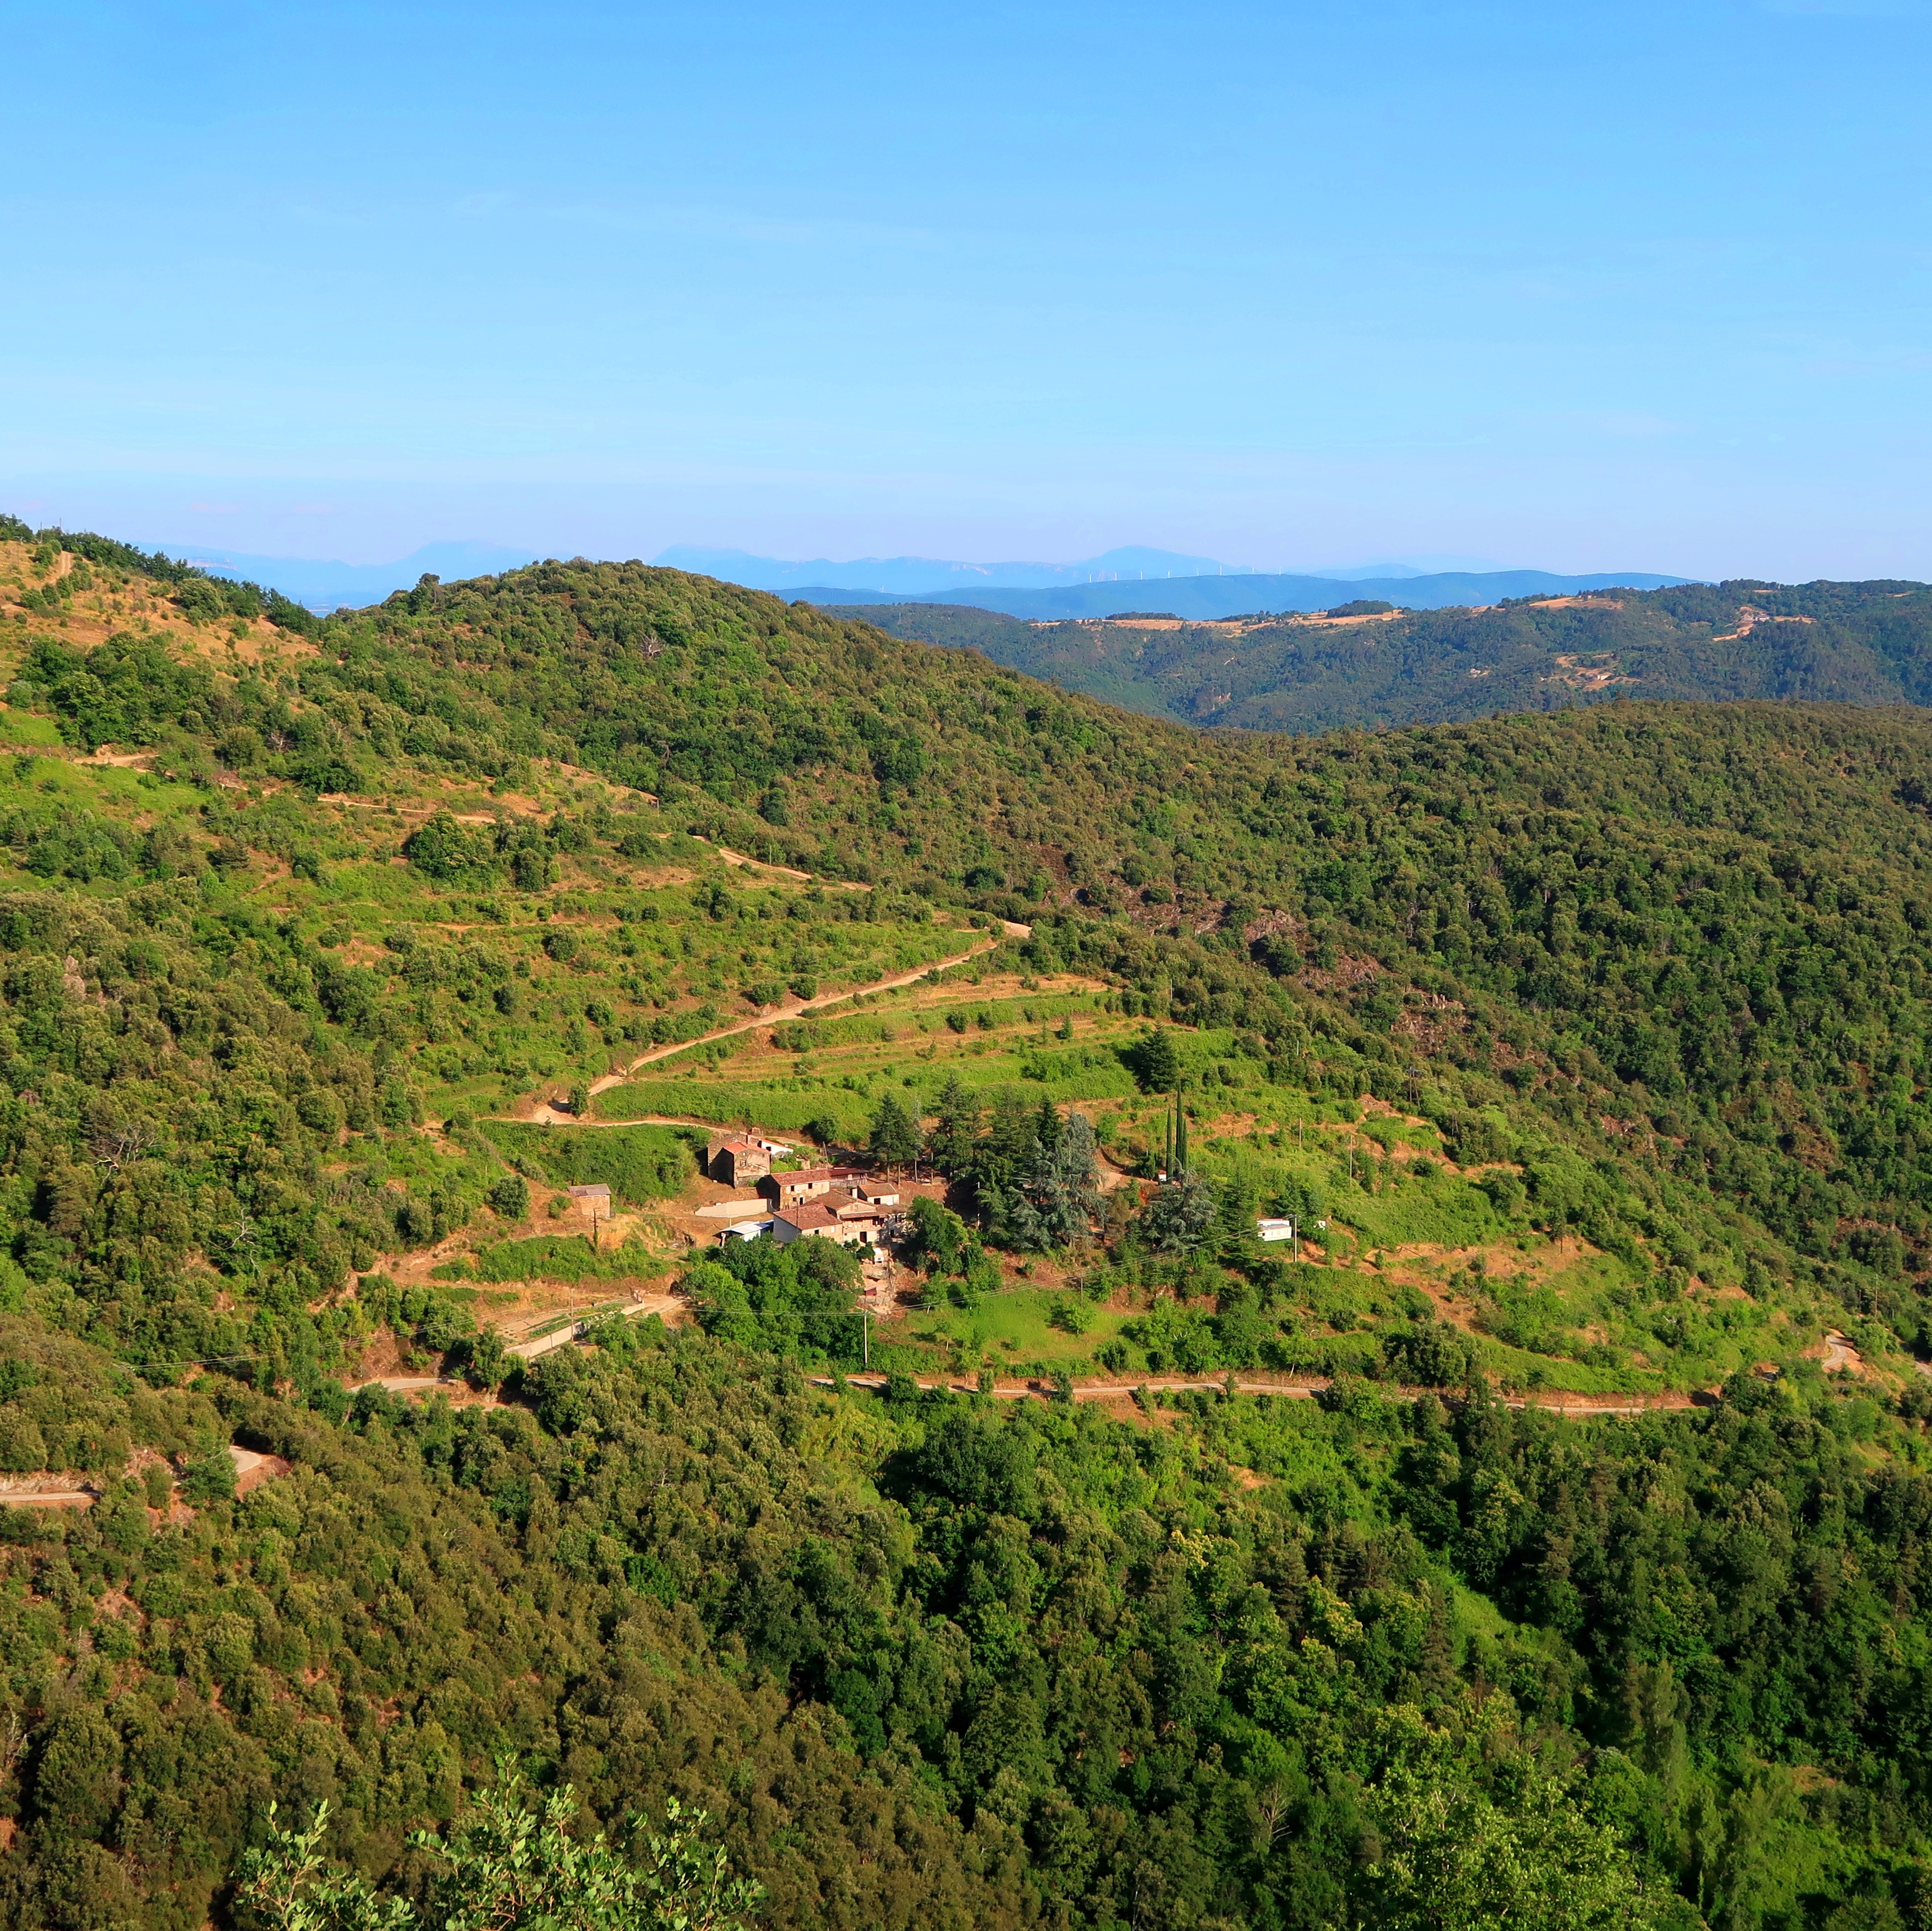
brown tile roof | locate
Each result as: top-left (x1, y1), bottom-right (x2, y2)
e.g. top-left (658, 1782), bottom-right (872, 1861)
top-left (778, 1202), bottom-right (843, 1231)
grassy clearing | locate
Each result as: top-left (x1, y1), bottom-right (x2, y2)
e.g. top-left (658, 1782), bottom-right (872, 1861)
top-left (594, 1078), bottom-right (876, 1136)
top-left (478, 1121), bottom-right (702, 1202)
top-left (0, 709), bottom-right (70, 747)
top-left (595, 986), bottom-right (1148, 1128)
top-left (1329, 1176), bottom-right (1504, 1250)
top-left (907, 1287), bottom-right (1134, 1366)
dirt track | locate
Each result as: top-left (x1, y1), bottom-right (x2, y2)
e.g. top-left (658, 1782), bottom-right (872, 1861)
top-left (809, 1371), bottom-right (1695, 1416)
top-left (514, 920), bottom-right (1030, 1122)
top-left (347, 1294), bottom-right (683, 1396)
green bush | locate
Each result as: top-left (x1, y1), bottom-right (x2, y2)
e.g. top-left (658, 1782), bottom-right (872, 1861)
top-left (179, 1442), bottom-right (237, 1506)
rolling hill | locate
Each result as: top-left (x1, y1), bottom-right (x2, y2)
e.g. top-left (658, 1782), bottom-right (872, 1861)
top-left (5, 512), bottom-right (1932, 1927)
top-left (839, 577), bottom-right (1932, 731)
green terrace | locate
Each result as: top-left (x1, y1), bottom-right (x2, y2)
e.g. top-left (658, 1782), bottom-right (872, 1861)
top-left (593, 985), bottom-right (1148, 1133)
top-left (0, 733), bottom-right (979, 1125)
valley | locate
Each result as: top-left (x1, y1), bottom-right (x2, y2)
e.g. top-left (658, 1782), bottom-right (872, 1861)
top-left (5, 521), bottom-right (1932, 1928)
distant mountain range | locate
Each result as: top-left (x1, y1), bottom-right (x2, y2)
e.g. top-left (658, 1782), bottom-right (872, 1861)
top-left (655, 545), bottom-right (1690, 612)
top-left (151, 539), bottom-right (541, 611)
top-left (800, 566), bottom-right (1693, 621)
top-left (145, 536), bottom-right (1690, 619)
top-left (650, 544), bottom-right (1263, 596)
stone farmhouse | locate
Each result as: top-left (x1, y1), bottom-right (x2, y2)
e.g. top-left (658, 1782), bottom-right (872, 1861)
top-left (770, 1193), bottom-right (892, 1252)
top-left (708, 1138), bottom-right (771, 1188)
top-left (758, 1164), bottom-right (868, 1210)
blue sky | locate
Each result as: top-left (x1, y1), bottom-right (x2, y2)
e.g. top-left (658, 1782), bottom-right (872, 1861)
top-left (3, 0), bottom-right (1929, 579)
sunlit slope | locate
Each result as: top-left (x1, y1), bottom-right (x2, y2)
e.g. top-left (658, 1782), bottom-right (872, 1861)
top-left (849, 578), bottom-right (1932, 731)
top-left (0, 530), bottom-right (1929, 1400)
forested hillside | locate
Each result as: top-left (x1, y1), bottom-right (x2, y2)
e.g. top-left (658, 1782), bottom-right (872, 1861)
top-left (842, 579), bottom-right (1932, 734)
top-left (6, 518), bottom-right (1932, 1926)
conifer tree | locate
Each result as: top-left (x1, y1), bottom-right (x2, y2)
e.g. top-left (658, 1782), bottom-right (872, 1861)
top-left (1215, 1168), bottom-right (1255, 1254)
top-left (1139, 1168), bottom-right (1215, 1253)
top-left (924, 1072), bottom-right (981, 1178)
top-left (867, 1091), bottom-right (922, 1169)
top-left (977, 1087), bottom-right (1038, 1192)
top-left (1134, 1027), bottom-right (1181, 1093)
top-left (996, 1110), bottom-right (1102, 1251)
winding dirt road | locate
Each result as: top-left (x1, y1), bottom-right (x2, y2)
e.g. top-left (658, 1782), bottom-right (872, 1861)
top-left (517, 919), bottom-right (1030, 1122)
top-left (348, 1293), bottom-right (684, 1396)
top-left (809, 1371), bottom-right (1692, 1417)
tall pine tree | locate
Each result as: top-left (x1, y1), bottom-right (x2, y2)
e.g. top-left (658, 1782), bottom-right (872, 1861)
top-left (868, 1091), bottom-right (921, 1169)
top-left (995, 1110), bottom-right (1103, 1251)
top-left (1135, 1027), bottom-right (1181, 1093)
top-left (977, 1087), bottom-right (1038, 1192)
top-left (925, 1072), bottom-right (981, 1178)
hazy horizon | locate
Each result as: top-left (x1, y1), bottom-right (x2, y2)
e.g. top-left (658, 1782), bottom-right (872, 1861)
top-left (105, 532), bottom-right (1707, 615)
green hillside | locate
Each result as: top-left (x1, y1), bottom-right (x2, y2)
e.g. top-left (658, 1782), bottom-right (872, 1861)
top-left (5, 519), bottom-right (1932, 1925)
top-left (844, 579), bottom-right (1932, 732)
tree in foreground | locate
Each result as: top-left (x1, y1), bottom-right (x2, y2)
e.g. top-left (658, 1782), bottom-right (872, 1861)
top-left (924, 1071), bottom-right (981, 1179)
top-left (1358, 1717), bottom-right (1679, 1931)
top-left (237, 1765), bottom-right (761, 1931)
